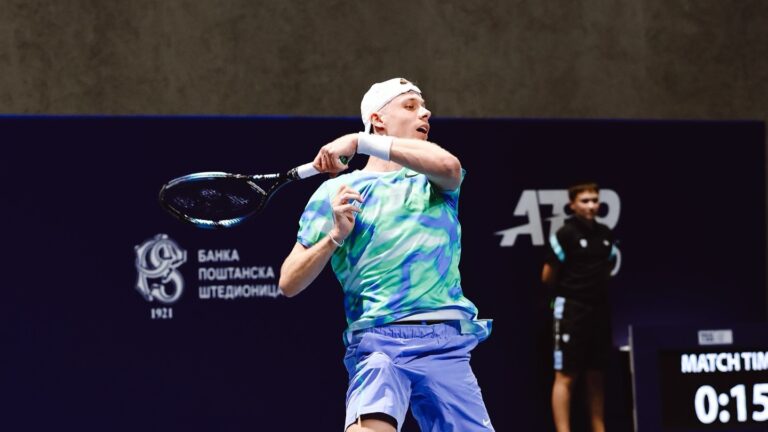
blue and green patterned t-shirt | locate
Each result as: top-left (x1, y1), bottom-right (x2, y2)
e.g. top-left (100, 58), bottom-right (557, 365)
top-left (297, 167), bottom-right (483, 336)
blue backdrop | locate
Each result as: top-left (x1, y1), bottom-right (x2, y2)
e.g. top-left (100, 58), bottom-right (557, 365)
top-left (2, 116), bottom-right (765, 431)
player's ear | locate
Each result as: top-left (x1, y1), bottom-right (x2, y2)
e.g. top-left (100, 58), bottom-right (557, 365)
top-left (371, 113), bottom-right (385, 131)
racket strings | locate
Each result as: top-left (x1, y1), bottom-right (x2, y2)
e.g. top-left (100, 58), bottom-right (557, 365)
top-left (159, 172), bottom-right (293, 228)
top-left (164, 180), bottom-right (266, 220)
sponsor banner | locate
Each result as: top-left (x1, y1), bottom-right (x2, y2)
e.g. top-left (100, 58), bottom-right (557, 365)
top-left (134, 234), bottom-right (281, 320)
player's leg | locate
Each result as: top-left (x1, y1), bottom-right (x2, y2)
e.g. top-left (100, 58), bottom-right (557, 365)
top-left (344, 332), bottom-right (411, 432)
top-left (407, 325), bottom-right (494, 431)
top-left (552, 370), bottom-right (579, 432)
top-left (345, 414), bottom-right (397, 432)
top-left (585, 370), bottom-right (605, 432)
top-left (552, 296), bottom-right (588, 432)
top-left (583, 306), bottom-right (610, 432)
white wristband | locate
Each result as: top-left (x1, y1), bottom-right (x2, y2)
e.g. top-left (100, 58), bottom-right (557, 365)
top-left (357, 132), bottom-right (393, 161)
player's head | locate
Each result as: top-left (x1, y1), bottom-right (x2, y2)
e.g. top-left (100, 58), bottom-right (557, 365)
top-left (360, 78), bottom-right (431, 140)
top-left (568, 182), bottom-right (600, 221)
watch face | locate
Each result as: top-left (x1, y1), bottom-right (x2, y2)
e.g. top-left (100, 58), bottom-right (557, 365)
top-left (659, 349), bottom-right (768, 429)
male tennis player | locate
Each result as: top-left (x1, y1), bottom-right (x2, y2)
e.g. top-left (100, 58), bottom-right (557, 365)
top-left (279, 78), bottom-right (493, 432)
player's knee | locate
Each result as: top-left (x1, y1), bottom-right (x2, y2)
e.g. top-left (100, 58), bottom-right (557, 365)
top-left (555, 371), bottom-right (579, 386)
top-left (346, 415), bottom-right (397, 432)
top-left (345, 426), bottom-right (392, 432)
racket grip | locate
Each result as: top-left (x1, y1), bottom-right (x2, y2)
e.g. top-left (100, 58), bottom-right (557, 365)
top-left (294, 156), bottom-right (351, 179)
top-left (295, 163), bottom-right (320, 179)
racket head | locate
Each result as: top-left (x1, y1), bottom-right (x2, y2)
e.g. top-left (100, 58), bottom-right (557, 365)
top-left (158, 171), bottom-right (272, 229)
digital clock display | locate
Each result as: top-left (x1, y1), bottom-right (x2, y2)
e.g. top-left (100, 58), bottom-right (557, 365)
top-left (659, 349), bottom-right (768, 428)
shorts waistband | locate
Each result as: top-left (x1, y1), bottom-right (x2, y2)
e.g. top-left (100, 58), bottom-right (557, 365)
top-left (343, 319), bottom-right (493, 346)
top-left (345, 321), bottom-right (462, 346)
top-left (388, 319), bottom-right (451, 325)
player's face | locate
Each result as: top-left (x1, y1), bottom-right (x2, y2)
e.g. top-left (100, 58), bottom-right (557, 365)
top-left (376, 91), bottom-right (431, 140)
top-left (570, 190), bottom-right (600, 221)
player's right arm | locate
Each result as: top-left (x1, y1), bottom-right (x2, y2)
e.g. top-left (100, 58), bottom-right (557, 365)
top-left (278, 184), bottom-right (362, 297)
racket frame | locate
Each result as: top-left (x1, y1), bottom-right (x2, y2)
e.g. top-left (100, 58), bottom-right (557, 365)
top-left (158, 159), bottom-right (347, 229)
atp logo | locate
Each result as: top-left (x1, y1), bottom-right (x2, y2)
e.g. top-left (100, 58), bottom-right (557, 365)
top-left (495, 189), bottom-right (621, 247)
top-left (134, 234), bottom-right (187, 305)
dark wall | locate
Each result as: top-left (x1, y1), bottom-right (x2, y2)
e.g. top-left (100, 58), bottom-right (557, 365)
top-left (2, 117), bottom-right (764, 431)
top-left (1, 1), bottom-right (766, 120)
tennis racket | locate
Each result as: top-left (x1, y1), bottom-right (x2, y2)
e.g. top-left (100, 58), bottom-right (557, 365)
top-left (159, 157), bottom-right (348, 229)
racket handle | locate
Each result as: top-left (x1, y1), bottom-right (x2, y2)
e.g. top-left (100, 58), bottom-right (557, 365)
top-left (294, 156), bottom-right (351, 179)
top-left (295, 163), bottom-right (320, 179)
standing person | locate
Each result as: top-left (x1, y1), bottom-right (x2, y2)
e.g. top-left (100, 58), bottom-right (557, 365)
top-left (279, 78), bottom-right (493, 432)
top-left (542, 183), bottom-right (617, 432)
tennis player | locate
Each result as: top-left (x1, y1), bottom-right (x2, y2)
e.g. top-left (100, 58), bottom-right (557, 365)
top-left (279, 78), bottom-right (494, 432)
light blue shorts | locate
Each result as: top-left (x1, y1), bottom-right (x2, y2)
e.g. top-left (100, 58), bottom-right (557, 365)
top-left (343, 322), bottom-right (494, 431)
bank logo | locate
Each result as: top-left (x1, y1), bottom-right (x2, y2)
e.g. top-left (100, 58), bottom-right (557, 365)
top-left (135, 234), bottom-right (187, 304)
top-left (495, 189), bottom-right (620, 247)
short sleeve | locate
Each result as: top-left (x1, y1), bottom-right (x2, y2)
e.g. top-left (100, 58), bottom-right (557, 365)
top-left (545, 230), bottom-right (567, 265)
top-left (296, 181), bottom-right (335, 248)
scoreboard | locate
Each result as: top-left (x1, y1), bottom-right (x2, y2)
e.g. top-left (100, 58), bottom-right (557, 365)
top-left (631, 324), bottom-right (768, 431)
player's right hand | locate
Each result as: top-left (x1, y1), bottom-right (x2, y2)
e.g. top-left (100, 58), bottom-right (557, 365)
top-left (314, 134), bottom-right (357, 178)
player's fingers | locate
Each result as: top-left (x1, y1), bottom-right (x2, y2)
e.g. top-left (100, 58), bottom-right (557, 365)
top-left (338, 185), bottom-right (362, 198)
top-left (322, 152), bottom-right (340, 177)
top-left (346, 190), bottom-right (364, 202)
top-left (337, 193), bottom-right (363, 205)
top-left (334, 186), bottom-right (362, 203)
top-left (322, 150), bottom-right (333, 169)
top-left (313, 153), bottom-right (324, 172)
top-left (336, 203), bottom-right (361, 214)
